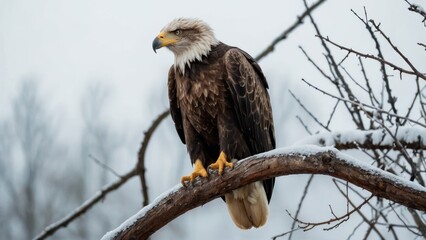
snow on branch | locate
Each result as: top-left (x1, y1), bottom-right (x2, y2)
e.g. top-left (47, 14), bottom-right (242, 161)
top-left (101, 146), bottom-right (426, 240)
top-left (296, 126), bottom-right (426, 150)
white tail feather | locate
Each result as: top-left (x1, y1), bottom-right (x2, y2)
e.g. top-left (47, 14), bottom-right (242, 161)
top-left (225, 181), bottom-right (269, 229)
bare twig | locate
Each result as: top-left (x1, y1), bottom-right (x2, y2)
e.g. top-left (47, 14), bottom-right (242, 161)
top-left (358, 57), bottom-right (381, 107)
top-left (296, 115), bottom-right (313, 135)
top-left (89, 154), bottom-right (121, 178)
top-left (137, 109), bottom-right (170, 207)
top-left (286, 195), bottom-right (373, 231)
top-left (407, 208), bottom-right (426, 237)
top-left (299, 46), bottom-right (334, 81)
top-left (405, 0), bottom-right (426, 23)
top-left (351, 8), bottom-right (398, 114)
top-left (325, 100), bottom-right (340, 129)
top-left (316, 35), bottom-right (426, 81)
top-left (301, 78), bottom-right (426, 128)
top-left (271, 228), bottom-right (301, 240)
top-left (33, 169), bottom-right (138, 240)
top-left (369, 19), bottom-right (424, 80)
top-left (390, 204), bottom-right (424, 236)
top-left (289, 90), bottom-right (330, 131)
top-left (255, 0), bottom-right (327, 61)
top-left (333, 180), bottom-right (386, 239)
top-left (287, 175), bottom-right (314, 240)
top-left (334, 179), bottom-right (400, 239)
top-left (304, 0), bottom-right (365, 129)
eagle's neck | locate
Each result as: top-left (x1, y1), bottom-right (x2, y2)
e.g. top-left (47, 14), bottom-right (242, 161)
top-left (174, 37), bottom-right (219, 74)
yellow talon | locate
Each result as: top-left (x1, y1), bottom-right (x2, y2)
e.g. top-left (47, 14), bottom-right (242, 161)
top-left (209, 151), bottom-right (233, 175)
top-left (181, 159), bottom-right (208, 185)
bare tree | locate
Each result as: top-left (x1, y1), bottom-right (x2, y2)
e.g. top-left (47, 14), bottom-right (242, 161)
top-left (277, 2), bottom-right (426, 239)
top-left (0, 79), bottom-right (65, 239)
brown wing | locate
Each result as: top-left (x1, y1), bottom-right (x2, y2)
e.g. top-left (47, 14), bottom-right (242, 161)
top-left (224, 48), bottom-right (276, 202)
top-left (168, 66), bottom-right (185, 144)
top-left (224, 48), bottom-right (275, 153)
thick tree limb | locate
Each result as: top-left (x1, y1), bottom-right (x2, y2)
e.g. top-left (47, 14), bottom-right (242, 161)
top-left (102, 146), bottom-right (426, 240)
top-left (297, 127), bottom-right (426, 150)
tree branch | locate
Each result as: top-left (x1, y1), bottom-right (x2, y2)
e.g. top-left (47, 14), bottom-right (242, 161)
top-left (33, 169), bottom-right (137, 240)
top-left (297, 127), bottom-right (426, 151)
top-left (102, 146), bottom-right (426, 240)
top-left (316, 35), bottom-right (426, 81)
top-left (137, 109), bottom-right (170, 207)
top-left (405, 0), bottom-right (426, 23)
top-left (254, 0), bottom-right (327, 61)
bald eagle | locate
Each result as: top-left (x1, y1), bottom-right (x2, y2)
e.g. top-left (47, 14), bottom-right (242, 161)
top-left (152, 18), bottom-right (275, 229)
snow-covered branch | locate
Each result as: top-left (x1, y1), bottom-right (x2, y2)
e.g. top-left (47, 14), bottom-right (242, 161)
top-left (296, 127), bottom-right (426, 150)
top-left (102, 146), bottom-right (426, 240)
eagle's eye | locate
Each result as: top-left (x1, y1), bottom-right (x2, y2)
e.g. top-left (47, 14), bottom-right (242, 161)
top-left (175, 29), bottom-right (182, 35)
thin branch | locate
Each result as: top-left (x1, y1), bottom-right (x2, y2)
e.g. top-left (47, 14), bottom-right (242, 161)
top-left (289, 90), bottom-right (330, 131)
top-left (272, 228), bottom-right (301, 240)
top-left (401, 85), bottom-right (420, 125)
top-left (316, 35), bottom-right (426, 81)
top-left (286, 195), bottom-right (373, 231)
top-left (358, 57), bottom-right (381, 107)
top-left (405, 0), bottom-right (426, 23)
top-left (296, 115), bottom-right (313, 135)
top-left (407, 208), bottom-right (426, 237)
top-left (333, 179), bottom-right (400, 240)
top-left (390, 204), bottom-right (424, 236)
top-left (299, 46), bottom-right (334, 81)
top-left (301, 78), bottom-right (426, 128)
top-left (103, 147), bottom-right (426, 240)
top-left (325, 100), bottom-right (340, 129)
top-left (89, 154), bottom-right (121, 178)
top-left (416, 78), bottom-right (426, 123)
top-left (255, 0), bottom-right (327, 61)
top-left (333, 180), bottom-right (386, 240)
top-left (304, 0), bottom-right (365, 129)
top-left (137, 109), bottom-right (170, 207)
top-left (369, 19), bottom-right (423, 80)
top-left (287, 175), bottom-right (314, 240)
top-left (33, 169), bottom-right (138, 240)
top-left (353, 8), bottom-right (398, 114)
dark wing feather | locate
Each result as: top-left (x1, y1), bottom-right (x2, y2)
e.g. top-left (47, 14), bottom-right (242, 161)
top-left (224, 48), bottom-right (275, 152)
top-left (224, 48), bottom-right (276, 202)
top-left (168, 66), bottom-right (185, 144)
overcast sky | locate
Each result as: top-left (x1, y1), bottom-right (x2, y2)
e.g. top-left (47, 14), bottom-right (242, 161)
top-left (1, 0), bottom-right (425, 239)
top-left (2, 0), bottom-right (424, 133)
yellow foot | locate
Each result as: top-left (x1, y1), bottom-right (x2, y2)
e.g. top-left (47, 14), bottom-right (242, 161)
top-left (181, 159), bottom-right (208, 185)
top-left (209, 151), bottom-right (234, 175)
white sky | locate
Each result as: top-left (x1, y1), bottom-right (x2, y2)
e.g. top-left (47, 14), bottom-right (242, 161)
top-left (1, 0), bottom-right (425, 239)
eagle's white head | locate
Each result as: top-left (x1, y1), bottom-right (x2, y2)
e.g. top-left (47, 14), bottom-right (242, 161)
top-left (152, 18), bottom-right (219, 73)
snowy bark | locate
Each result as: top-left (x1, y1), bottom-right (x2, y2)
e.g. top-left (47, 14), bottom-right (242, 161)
top-left (297, 127), bottom-right (426, 150)
top-left (102, 146), bottom-right (426, 240)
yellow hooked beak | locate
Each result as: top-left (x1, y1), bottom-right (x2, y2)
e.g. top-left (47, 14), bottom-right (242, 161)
top-left (152, 31), bottom-right (178, 53)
